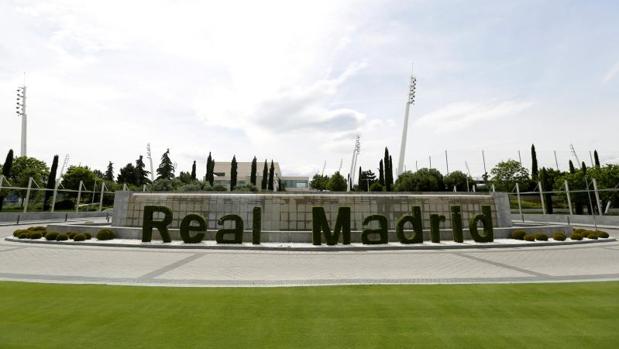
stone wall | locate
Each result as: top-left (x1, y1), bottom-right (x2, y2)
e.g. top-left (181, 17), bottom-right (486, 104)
top-left (113, 192), bottom-right (511, 231)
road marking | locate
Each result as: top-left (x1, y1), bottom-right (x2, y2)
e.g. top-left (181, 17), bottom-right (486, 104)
top-left (138, 253), bottom-right (203, 280)
top-left (454, 252), bottom-right (550, 277)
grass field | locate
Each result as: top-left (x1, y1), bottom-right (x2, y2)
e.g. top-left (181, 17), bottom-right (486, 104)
top-left (0, 281), bottom-right (617, 348)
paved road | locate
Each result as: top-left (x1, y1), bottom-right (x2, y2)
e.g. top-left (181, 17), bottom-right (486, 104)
top-left (1, 223), bottom-right (619, 287)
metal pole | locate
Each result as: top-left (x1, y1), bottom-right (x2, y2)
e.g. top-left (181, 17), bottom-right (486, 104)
top-left (516, 183), bottom-right (524, 222)
top-left (99, 182), bottom-right (105, 211)
top-left (50, 183), bottom-right (59, 213)
top-left (415, 160), bottom-right (418, 171)
top-left (23, 177), bottom-right (33, 213)
top-left (429, 155), bottom-right (432, 169)
top-left (491, 184), bottom-right (496, 193)
top-left (143, 184), bottom-right (146, 192)
top-left (518, 150), bottom-right (522, 165)
top-left (538, 181), bottom-right (546, 215)
top-left (584, 176), bottom-right (598, 230)
top-left (91, 180), bottom-right (97, 205)
top-left (445, 150), bottom-right (449, 174)
top-left (589, 151), bottom-right (594, 167)
top-left (397, 101), bottom-right (412, 176)
top-left (564, 180), bottom-right (573, 217)
top-left (553, 150), bottom-right (560, 171)
top-left (481, 150), bottom-right (487, 177)
top-left (76, 180), bottom-right (83, 213)
top-left (592, 178), bottom-right (603, 216)
top-left (123, 183), bottom-right (128, 191)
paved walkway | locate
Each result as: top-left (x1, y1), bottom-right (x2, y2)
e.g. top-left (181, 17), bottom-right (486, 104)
top-left (1, 223), bottom-right (619, 287)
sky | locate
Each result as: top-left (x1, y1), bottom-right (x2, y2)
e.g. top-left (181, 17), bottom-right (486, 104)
top-left (1, 0), bottom-right (618, 180)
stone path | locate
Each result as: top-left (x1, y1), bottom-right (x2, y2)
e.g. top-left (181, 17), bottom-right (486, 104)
top-left (1, 223), bottom-right (618, 287)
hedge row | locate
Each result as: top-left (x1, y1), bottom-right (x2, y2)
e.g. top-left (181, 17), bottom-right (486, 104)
top-left (13, 228), bottom-right (114, 242)
top-left (511, 229), bottom-right (610, 242)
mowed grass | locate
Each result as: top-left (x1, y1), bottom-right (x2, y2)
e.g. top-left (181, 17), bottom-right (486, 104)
top-left (0, 281), bottom-right (617, 348)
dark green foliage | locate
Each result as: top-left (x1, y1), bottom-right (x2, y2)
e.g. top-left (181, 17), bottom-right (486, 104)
top-left (539, 167), bottom-right (560, 214)
top-left (268, 160), bottom-right (275, 191)
top-left (180, 214), bottom-right (206, 243)
top-left (396, 207), bottom-right (424, 244)
top-left (84, 233), bottom-right (92, 240)
top-left (535, 233), bottom-right (548, 241)
top-left (309, 174), bottom-right (328, 191)
top-left (191, 161), bottom-right (197, 180)
top-left (261, 160), bottom-right (268, 190)
top-left (206, 152), bottom-right (214, 186)
top-left (597, 231), bottom-right (609, 238)
top-left (142, 206), bottom-right (173, 242)
top-left (358, 169), bottom-right (377, 192)
top-left (230, 156), bottom-right (238, 191)
top-left (594, 150), bottom-right (600, 168)
top-left (96, 229), bottom-right (115, 241)
top-left (312, 207), bottom-right (351, 245)
top-left (586, 231), bottom-right (598, 240)
top-left (510, 230), bottom-right (527, 240)
top-left (29, 232), bottom-right (42, 239)
top-left (104, 162), bottom-right (114, 181)
top-left (117, 163), bottom-right (137, 185)
top-left (369, 182), bottom-right (384, 192)
top-left (394, 169), bottom-right (444, 192)
top-left (56, 233), bottom-right (68, 241)
top-left (450, 206), bottom-right (463, 243)
top-left (250, 157), bottom-right (257, 186)
top-left (430, 214), bottom-right (445, 243)
top-left (73, 234), bottom-right (86, 241)
top-left (27, 226), bottom-right (46, 232)
top-left (0, 149), bottom-right (14, 211)
top-left (327, 171), bottom-right (347, 192)
top-left (531, 144), bottom-right (538, 180)
top-left (43, 155), bottom-right (59, 211)
top-left (384, 148), bottom-right (393, 191)
top-left (468, 206), bottom-right (494, 243)
top-left (13, 229), bottom-right (27, 237)
top-left (361, 215), bottom-right (388, 244)
top-left (135, 156), bottom-right (151, 186)
top-left (490, 160), bottom-right (530, 192)
top-left (581, 161), bottom-right (587, 175)
top-left (552, 232), bottom-right (566, 241)
top-left (570, 232), bottom-right (583, 240)
top-left (379, 159), bottom-right (385, 186)
top-left (568, 160), bottom-right (576, 174)
top-left (156, 149), bottom-right (175, 180)
top-left (45, 232), bottom-right (58, 240)
top-left (67, 232), bottom-right (77, 239)
top-left (524, 234), bottom-right (535, 241)
top-left (252, 207), bottom-right (261, 245)
top-left (444, 171), bottom-right (470, 192)
top-left (216, 215), bottom-right (243, 244)
top-left (18, 231), bottom-right (30, 239)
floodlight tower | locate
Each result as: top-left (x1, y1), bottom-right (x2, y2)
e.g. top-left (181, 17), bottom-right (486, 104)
top-left (348, 135), bottom-right (361, 191)
top-left (146, 143), bottom-right (155, 182)
top-left (16, 83), bottom-right (27, 157)
top-left (397, 66), bottom-right (417, 176)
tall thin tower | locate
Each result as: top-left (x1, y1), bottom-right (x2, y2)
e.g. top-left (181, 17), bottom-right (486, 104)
top-left (16, 78), bottom-right (27, 157)
top-left (348, 135), bottom-right (361, 191)
top-left (397, 65), bottom-right (417, 175)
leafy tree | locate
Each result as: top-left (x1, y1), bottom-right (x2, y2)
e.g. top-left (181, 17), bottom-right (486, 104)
top-left (151, 178), bottom-right (183, 192)
top-left (93, 169), bottom-right (105, 179)
top-left (268, 160), bottom-right (275, 191)
top-left (206, 152), bottom-right (214, 185)
top-left (261, 160), bottom-right (268, 190)
top-left (531, 144), bottom-right (539, 180)
top-left (104, 162), bottom-right (114, 181)
top-left (310, 174), bottom-right (329, 191)
top-left (490, 160), bottom-right (530, 192)
top-left (61, 166), bottom-right (96, 191)
top-left (327, 171), bottom-right (347, 191)
top-left (250, 156), bottom-right (257, 186)
top-left (135, 156), bottom-right (151, 186)
top-left (0, 149), bottom-right (14, 211)
top-left (178, 171), bottom-right (194, 184)
top-left (117, 163), bottom-right (138, 185)
top-left (191, 160), bottom-right (197, 180)
top-left (394, 168), bottom-right (444, 192)
top-left (379, 159), bottom-right (385, 186)
top-left (358, 169), bottom-right (377, 191)
top-left (369, 182), bottom-right (384, 192)
top-left (594, 150), bottom-right (600, 168)
top-left (43, 155), bottom-right (59, 211)
top-left (10, 156), bottom-right (49, 190)
top-left (444, 170), bottom-right (470, 192)
top-left (156, 149), bottom-right (174, 180)
top-left (230, 156), bottom-right (238, 191)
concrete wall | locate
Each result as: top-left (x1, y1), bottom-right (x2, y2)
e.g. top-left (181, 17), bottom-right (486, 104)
top-left (113, 192), bottom-right (512, 231)
top-left (512, 213), bottom-right (619, 227)
top-left (0, 211), bottom-right (109, 223)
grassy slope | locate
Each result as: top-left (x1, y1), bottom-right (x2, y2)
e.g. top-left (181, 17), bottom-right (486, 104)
top-left (0, 281), bottom-right (617, 348)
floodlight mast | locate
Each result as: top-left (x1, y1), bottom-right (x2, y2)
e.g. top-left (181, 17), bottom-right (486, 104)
top-left (146, 143), bottom-right (155, 182)
top-left (16, 80), bottom-right (27, 157)
top-left (397, 65), bottom-right (416, 175)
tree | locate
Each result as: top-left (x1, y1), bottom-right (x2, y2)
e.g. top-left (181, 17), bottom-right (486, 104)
top-left (358, 169), bottom-right (377, 192)
top-left (178, 171), bottom-right (193, 184)
top-left (444, 170), bottom-right (470, 192)
top-left (206, 152), bottom-right (214, 186)
top-left (43, 155), bottom-right (59, 211)
top-left (594, 150), bottom-right (601, 168)
top-left (394, 168), bottom-right (444, 192)
top-left (531, 144), bottom-right (538, 180)
top-left (261, 160), bottom-right (268, 190)
top-left (268, 160), bottom-right (275, 191)
top-left (539, 167), bottom-right (561, 214)
top-left (384, 148), bottom-right (393, 191)
top-left (117, 163), bottom-right (138, 185)
top-left (104, 162), bottom-right (114, 181)
top-left (135, 156), bottom-right (151, 186)
top-left (250, 156), bottom-right (257, 186)
top-left (0, 149), bottom-right (14, 211)
top-left (327, 171), bottom-right (347, 191)
top-left (156, 149), bottom-right (174, 180)
top-left (568, 160), bottom-right (576, 174)
top-left (230, 156), bottom-right (238, 191)
top-left (10, 156), bottom-right (49, 190)
top-left (581, 161), bottom-right (587, 175)
top-left (191, 161), bottom-right (197, 180)
top-left (379, 159), bottom-right (385, 186)
top-left (490, 160), bottom-right (530, 192)
top-left (61, 166), bottom-right (96, 191)
top-left (310, 174), bottom-right (328, 191)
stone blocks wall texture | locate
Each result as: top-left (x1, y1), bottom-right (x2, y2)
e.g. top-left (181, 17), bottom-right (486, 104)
top-left (113, 192), bottom-right (511, 231)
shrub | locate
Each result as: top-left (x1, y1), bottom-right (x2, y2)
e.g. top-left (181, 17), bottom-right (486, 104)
top-left (597, 231), bottom-right (609, 238)
top-left (586, 231), bottom-right (599, 240)
top-left (96, 229), bottom-right (115, 241)
top-left (524, 234), bottom-right (535, 241)
top-left (56, 233), bottom-right (68, 241)
top-left (73, 234), bottom-right (86, 241)
top-left (45, 232), bottom-right (58, 240)
top-left (54, 199), bottom-right (75, 210)
top-left (552, 231), bottom-right (566, 241)
top-left (571, 232), bottom-right (583, 241)
top-left (29, 232), bottom-right (42, 239)
top-left (510, 230), bottom-right (527, 240)
top-left (18, 231), bottom-right (30, 239)
top-left (27, 226), bottom-right (46, 232)
top-left (66, 232), bottom-right (77, 239)
top-left (13, 229), bottom-right (27, 237)
top-left (83, 233), bottom-right (92, 240)
top-left (535, 233), bottom-right (548, 241)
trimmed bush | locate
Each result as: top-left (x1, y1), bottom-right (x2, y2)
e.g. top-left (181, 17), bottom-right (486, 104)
top-left (29, 232), bottom-right (43, 239)
top-left (597, 231), bottom-right (609, 238)
top-left (524, 234), bottom-right (535, 241)
top-left (45, 232), bottom-right (58, 240)
top-left (18, 231), bottom-right (30, 239)
top-left (56, 233), bottom-right (68, 241)
top-left (66, 232), bottom-right (77, 239)
top-left (27, 226), bottom-right (46, 232)
top-left (571, 232), bottom-right (583, 241)
top-left (84, 233), bottom-right (92, 240)
top-left (96, 229), bottom-right (115, 241)
top-left (73, 234), bottom-right (86, 242)
top-left (535, 233), bottom-right (548, 241)
top-left (13, 229), bottom-right (27, 237)
top-left (586, 231), bottom-right (599, 240)
top-left (510, 230), bottom-right (527, 240)
top-left (552, 232), bottom-right (566, 241)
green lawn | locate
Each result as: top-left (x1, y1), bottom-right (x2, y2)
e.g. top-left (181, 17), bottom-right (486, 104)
top-left (0, 281), bottom-right (617, 348)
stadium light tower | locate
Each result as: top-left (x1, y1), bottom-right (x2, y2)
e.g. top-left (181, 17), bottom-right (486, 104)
top-left (16, 82), bottom-right (27, 157)
top-left (397, 65), bottom-right (416, 175)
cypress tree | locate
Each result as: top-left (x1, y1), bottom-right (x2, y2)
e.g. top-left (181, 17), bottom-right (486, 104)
top-left (568, 160), bottom-right (576, 174)
top-left (191, 160), bottom-right (197, 180)
top-left (358, 166), bottom-right (362, 189)
top-left (531, 144), bottom-right (538, 180)
top-left (104, 162), bottom-right (114, 181)
top-left (581, 161), bottom-right (587, 175)
top-left (379, 159), bottom-right (385, 186)
top-left (261, 160), bottom-right (268, 190)
top-left (206, 152), bottom-right (214, 185)
top-left (156, 149), bottom-right (175, 180)
top-left (230, 156), bottom-right (238, 191)
top-left (268, 160), bottom-right (275, 191)
top-left (594, 150), bottom-right (600, 168)
top-left (43, 155), bottom-right (59, 211)
top-left (389, 155), bottom-right (394, 189)
top-left (250, 156), bottom-right (257, 186)
top-left (384, 147), bottom-right (392, 191)
top-left (0, 149), bottom-right (14, 211)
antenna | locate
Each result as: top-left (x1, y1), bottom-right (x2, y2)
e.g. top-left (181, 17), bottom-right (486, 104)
top-left (570, 144), bottom-right (581, 164)
top-left (146, 143), bottom-right (155, 181)
top-left (397, 64), bottom-right (416, 175)
top-left (338, 158), bottom-right (343, 172)
top-left (16, 75), bottom-right (27, 157)
top-left (321, 160), bottom-right (326, 176)
top-left (57, 154), bottom-right (70, 182)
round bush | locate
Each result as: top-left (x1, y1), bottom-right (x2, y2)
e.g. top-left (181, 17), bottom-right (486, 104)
top-left (13, 229), bottom-right (27, 237)
top-left (524, 234), bottom-right (535, 241)
top-left (586, 231), bottom-right (599, 240)
top-left (67, 232), bottom-right (77, 239)
top-left (73, 234), bottom-right (86, 242)
top-left (571, 232), bottom-right (583, 240)
top-left (83, 233), bottom-right (92, 240)
top-left (18, 231), bottom-right (30, 239)
top-left (29, 232), bottom-right (42, 239)
top-left (27, 226), bottom-right (46, 232)
top-left (45, 232), bottom-right (58, 240)
top-left (552, 231), bottom-right (566, 241)
top-left (510, 230), bottom-right (527, 240)
top-left (597, 231), bottom-right (609, 238)
top-left (56, 233), bottom-right (68, 241)
top-left (96, 229), bottom-right (115, 241)
top-left (535, 233), bottom-right (548, 241)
